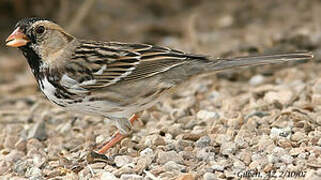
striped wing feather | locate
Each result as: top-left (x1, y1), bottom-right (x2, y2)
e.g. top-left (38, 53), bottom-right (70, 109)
top-left (70, 41), bottom-right (191, 89)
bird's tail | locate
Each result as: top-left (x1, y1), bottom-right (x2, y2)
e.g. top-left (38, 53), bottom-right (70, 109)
top-left (207, 52), bottom-right (313, 72)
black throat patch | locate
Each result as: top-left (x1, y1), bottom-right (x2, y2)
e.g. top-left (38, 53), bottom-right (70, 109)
top-left (19, 45), bottom-right (44, 80)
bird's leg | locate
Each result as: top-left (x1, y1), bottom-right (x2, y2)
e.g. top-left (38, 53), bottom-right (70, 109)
top-left (96, 114), bottom-right (139, 154)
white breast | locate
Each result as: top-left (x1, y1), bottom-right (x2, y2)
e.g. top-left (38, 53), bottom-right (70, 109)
top-left (38, 77), bottom-right (67, 106)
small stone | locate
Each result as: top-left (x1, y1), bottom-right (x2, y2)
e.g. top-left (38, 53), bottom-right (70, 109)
top-left (264, 90), bottom-right (293, 105)
top-left (289, 147), bottom-right (305, 156)
top-left (91, 162), bottom-right (106, 169)
top-left (203, 172), bottom-right (217, 180)
top-left (4, 135), bottom-right (18, 149)
top-left (25, 167), bottom-right (42, 178)
top-left (120, 174), bottom-right (143, 180)
top-left (278, 138), bottom-right (292, 148)
top-left (249, 161), bottom-right (260, 169)
top-left (157, 150), bottom-right (183, 164)
top-left (167, 124), bottom-right (184, 137)
top-left (233, 160), bottom-right (245, 170)
top-left (249, 75), bottom-right (265, 86)
top-left (291, 131), bottom-right (307, 142)
top-left (220, 141), bottom-right (236, 155)
top-left (179, 151), bottom-right (195, 161)
top-left (28, 120), bottom-right (47, 141)
top-left (211, 164), bottom-right (224, 171)
top-left (270, 127), bottom-right (291, 139)
top-left (234, 135), bottom-right (248, 148)
top-left (113, 166), bottom-right (135, 177)
top-left (218, 14), bottom-right (234, 27)
top-left (175, 139), bottom-right (194, 151)
top-left (197, 110), bottom-right (219, 120)
top-left (273, 147), bottom-right (287, 155)
top-left (4, 150), bottom-right (24, 162)
top-left (135, 154), bottom-right (154, 173)
top-left (176, 173), bottom-right (195, 180)
top-left (196, 147), bottom-right (215, 161)
top-left (239, 151), bottom-right (252, 165)
top-left (164, 161), bottom-right (186, 172)
top-left (195, 135), bottom-right (211, 148)
top-left (95, 135), bottom-right (105, 144)
top-left (140, 148), bottom-right (153, 156)
top-left (182, 133), bottom-right (202, 141)
top-left (27, 138), bottom-right (44, 151)
top-left (15, 139), bottom-right (27, 152)
top-left (100, 172), bottom-right (118, 180)
top-left (114, 155), bottom-right (134, 167)
top-left (298, 152), bottom-right (307, 159)
top-left (0, 161), bottom-right (10, 175)
top-left (280, 154), bottom-right (293, 164)
top-left (13, 160), bottom-right (28, 176)
top-left (57, 122), bottom-right (72, 134)
top-left (263, 163), bottom-right (273, 172)
top-left (152, 135), bottom-right (166, 146)
top-left (27, 150), bottom-right (46, 168)
top-left (215, 134), bottom-right (231, 145)
top-left (312, 94), bottom-right (321, 105)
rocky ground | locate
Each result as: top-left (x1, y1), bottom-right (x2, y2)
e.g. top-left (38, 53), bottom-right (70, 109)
top-left (1, 0), bottom-right (321, 179)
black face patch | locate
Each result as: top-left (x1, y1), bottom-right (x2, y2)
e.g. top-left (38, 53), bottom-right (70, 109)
top-left (14, 17), bottom-right (54, 80)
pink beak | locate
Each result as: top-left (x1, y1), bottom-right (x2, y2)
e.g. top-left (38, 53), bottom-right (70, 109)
top-left (6, 27), bottom-right (30, 47)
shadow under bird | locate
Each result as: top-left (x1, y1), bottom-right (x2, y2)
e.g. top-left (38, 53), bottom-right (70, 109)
top-left (6, 17), bottom-right (313, 154)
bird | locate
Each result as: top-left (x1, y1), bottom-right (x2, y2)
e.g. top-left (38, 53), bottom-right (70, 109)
top-left (6, 17), bottom-right (313, 154)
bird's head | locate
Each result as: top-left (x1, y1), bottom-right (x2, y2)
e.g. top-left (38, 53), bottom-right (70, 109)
top-left (6, 17), bottom-right (76, 72)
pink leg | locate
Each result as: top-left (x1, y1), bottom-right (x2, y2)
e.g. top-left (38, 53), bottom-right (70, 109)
top-left (97, 114), bottom-right (139, 154)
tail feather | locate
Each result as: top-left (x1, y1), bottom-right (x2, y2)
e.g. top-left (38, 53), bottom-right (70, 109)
top-left (209, 52), bottom-right (313, 72)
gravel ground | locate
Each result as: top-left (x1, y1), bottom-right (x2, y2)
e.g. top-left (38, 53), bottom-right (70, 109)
top-left (1, 1), bottom-right (321, 180)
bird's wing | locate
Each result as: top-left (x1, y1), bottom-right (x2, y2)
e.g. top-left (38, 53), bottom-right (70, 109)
top-left (65, 41), bottom-right (206, 89)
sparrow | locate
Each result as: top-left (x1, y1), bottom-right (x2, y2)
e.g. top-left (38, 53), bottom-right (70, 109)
top-left (6, 17), bottom-right (313, 154)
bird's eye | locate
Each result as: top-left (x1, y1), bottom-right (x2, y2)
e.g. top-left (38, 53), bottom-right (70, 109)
top-left (35, 26), bottom-right (45, 34)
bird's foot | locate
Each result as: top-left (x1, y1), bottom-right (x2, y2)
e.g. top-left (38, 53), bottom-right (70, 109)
top-left (96, 114), bottom-right (139, 154)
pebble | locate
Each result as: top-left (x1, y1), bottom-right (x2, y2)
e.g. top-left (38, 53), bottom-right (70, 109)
top-left (264, 90), bottom-right (293, 105)
top-left (239, 150), bottom-right (252, 165)
top-left (278, 138), bottom-right (292, 148)
top-left (25, 167), bottom-right (42, 179)
top-left (195, 135), bottom-right (211, 148)
top-left (13, 160), bottom-right (28, 176)
top-left (114, 155), bottom-right (134, 167)
top-left (28, 120), bottom-right (47, 141)
top-left (15, 139), bottom-right (27, 152)
top-left (220, 141), bottom-right (236, 155)
top-left (203, 172), bottom-right (217, 180)
top-left (140, 148), bottom-right (153, 156)
top-left (291, 131), bottom-right (307, 142)
top-left (197, 110), bottom-right (219, 120)
top-left (270, 127), bottom-right (291, 139)
top-left (164, 161), bottom-right (186, 172)
top-left (196, 147), bottom-right (215, 161)
top-left (26, 138), bottom-right (44, 151)
top-left (152, 135), bottom-right (166, 146)
top-left (99, 172), bottom-right (118, 180)
top-left (95, 135), bottom-right (105, 144)
top-left (280, 154), bottom-right (293, 164)
top-left (4, 135), bottom-right (18, 149)
top-left (249, 74), bottom-right (265, 86)
top-left (214, 134), bottom-right (232, 145)
top-left (4, 150), bottom-right (24, 162)
top-left (211, 164), bottom-right (224, 171)
top-left (120, 174), bottom-right (143, 180)
top-left (176, 173), bottom-right (195, 180)
top-left (175, 139), bottom-right (194, 151)
top-left (157, 150), bottom-right (183, 164)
